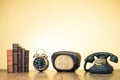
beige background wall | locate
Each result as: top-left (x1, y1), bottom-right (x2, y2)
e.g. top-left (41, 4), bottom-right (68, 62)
top-left (0, 0), bottom-right (120, 70)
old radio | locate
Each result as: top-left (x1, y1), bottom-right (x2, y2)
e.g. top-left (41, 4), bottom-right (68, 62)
top-left (51, 51), bottom-right (81, 72)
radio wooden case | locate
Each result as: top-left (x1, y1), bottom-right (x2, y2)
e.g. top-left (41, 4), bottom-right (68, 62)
top-left (51, 51), bottom-right (81, 72)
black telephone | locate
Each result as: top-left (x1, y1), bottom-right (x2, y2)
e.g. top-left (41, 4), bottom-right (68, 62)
top-left (84, 52), bottom-right (118, 74)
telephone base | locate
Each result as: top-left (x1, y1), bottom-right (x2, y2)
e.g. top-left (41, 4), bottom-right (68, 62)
top-left (89, 64), bottom-right (113, 74)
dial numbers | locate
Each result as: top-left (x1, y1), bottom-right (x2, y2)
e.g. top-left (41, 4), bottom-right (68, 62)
top-left (33, 57), bottom-right (46, 70)
top-left (95, 58), bottom-right (106, 65)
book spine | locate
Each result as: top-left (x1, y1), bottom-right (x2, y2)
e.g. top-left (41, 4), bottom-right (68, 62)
top-left (25, 50), bottom-right (29, 72)
top-left (21, 48), bottom-right (25, 72)
top-left (13, 43), bottom-right (18, 73)
top-left (7, 50), bottom-right (13, 73)
top-left (17, 46), bottom-right (22, 72)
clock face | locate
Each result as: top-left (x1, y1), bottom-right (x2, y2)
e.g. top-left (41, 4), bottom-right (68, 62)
top-left (33, 57), bottom-right (46, 70)
top-left (55, 55), bottom-right (74, 70)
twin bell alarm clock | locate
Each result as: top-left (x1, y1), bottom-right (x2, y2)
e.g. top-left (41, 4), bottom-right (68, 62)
top-left (33, 49), bottom-right (49, 72)
top-left (51, 51), bottom-right (81, 72)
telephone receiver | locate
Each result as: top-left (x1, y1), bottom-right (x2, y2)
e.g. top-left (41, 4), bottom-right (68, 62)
top-left (84, 52), bottom-right (118, 74)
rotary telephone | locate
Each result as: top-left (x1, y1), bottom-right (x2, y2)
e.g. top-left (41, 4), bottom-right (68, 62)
top-left (84, 52), bottom-right (118, 74)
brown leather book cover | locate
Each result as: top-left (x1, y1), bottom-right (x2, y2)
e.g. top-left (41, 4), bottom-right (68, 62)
top-left (7, 50), bottom-right (13, 73)
top-left (17, 46), bottom-right (22, 72)
top-left (24, 50), bottom-right (29, 72)
top-left (13, 43), bottom-right (19, 72)
top-left (21, 48), bottom-right (25, 72)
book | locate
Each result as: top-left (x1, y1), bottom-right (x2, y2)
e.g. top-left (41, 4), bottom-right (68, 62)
top-left (21, 48), bottom-right (25, 72)
top-left (13, 43), bottom-right (19, 73)
top-left (17, 46), bottom-right (22, 72)
top-left (7, 43), bottom-right (29, 73)
top-left (7, 50), bottom-right (13, 73)
top-left (24, 50), bottom-right (29, 72)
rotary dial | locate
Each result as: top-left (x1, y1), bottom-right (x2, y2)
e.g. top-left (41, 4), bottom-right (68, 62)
top-left (95, 58), bottom-right (106, 65)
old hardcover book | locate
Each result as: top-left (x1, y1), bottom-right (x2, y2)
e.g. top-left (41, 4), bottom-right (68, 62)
top-left (7, 50), bottom-right (13, 73)
top-left (13, 43), bottom-right (19, 72)
top-left (17, 46), bottom-right (22, 72)
top-left (21, 48), bottom-right (25, 72)
top-left (24, 50), bottom-right (29, 72)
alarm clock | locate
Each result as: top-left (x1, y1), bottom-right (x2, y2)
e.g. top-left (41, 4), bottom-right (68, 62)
top-left (33, 49), bottom-right (49, 72)
top-left (51, 51), bottom-right (81, 72)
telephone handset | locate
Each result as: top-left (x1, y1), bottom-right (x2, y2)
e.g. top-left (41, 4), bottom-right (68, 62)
top-left (84, 52), bottom-right (118, 74)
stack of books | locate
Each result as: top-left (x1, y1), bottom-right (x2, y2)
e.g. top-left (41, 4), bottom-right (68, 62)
top-left (7, 43), bottom-right (29, 73)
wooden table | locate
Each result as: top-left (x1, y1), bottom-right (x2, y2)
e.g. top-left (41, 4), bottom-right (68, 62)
top-left (0, 69), bottom-right (120, 80)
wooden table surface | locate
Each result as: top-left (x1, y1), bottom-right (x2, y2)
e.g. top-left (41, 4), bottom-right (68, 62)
top-left (0, 69), bottom-right (120, 80)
